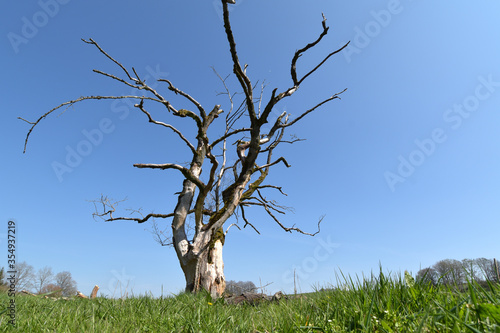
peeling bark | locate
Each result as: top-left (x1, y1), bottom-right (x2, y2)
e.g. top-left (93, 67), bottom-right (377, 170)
top-left (195, 239), bottom-right (225, 298)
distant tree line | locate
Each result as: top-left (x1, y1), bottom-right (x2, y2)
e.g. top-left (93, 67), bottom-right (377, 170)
top-left (0, 267), bottom-right (7, 291)
top-left (416, 258), bottom-right (499, 287)
top-left (0, 261), bottom-right (77, 297)
top-left (225, 280), bottom-right (257, 295)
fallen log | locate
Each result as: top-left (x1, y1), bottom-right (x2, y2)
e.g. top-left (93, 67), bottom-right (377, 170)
top-left (224, 291), bottom-right (286, 305)
top-left (20, 290), bottom-right (37, 297)
top-left (76, 291), bottom-right (88, 299)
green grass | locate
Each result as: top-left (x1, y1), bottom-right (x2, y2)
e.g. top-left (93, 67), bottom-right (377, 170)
top-left (1, 272), bottom-right (499, 332)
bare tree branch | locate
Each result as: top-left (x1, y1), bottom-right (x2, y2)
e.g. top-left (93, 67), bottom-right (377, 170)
top-left (298, 41), bottom-right (350, 86)
top-left (210, 127), bottom-right (252, 148)
top-left (257, 81), bottom-right (267, 117)
top-left (93, 69), bottom-right (142, 89)
top-left (82, 38), bottom-right (137, 82)
top-left (90, 195), bottom-right (213, 224)
top-left (254, 157), bottom-right (291, 172)
top-left (247, 198), bottom-right (323, 236)
top-left (282, 88), bottom-right (347, 129)
top-left (19, 95), bottom-right (162, 153)
top-left (89, 195), bottom-right (128, 221)
top-left (212, 67), bottom-right (236, 212)
top-left (290, 13), bottom-right (350, 86)
top-left (107, 212), bottom-right (175, 223)
top-left (256, 189), bottom-right (293, 212)
top-left (257, 14), bottom-right (349, 125)
top-left (193, 150), bottom-right (219, 233)
top-left (149, 219), bottom-right (173, 246)
top-left (133, 163), bottom-right (206, 190)
top-left (224, 223), bottom-right (241, 236)
top-left (259, 134), bottom-right (303, 153)
top-left (242, 199), bottom-right (287, 216)
top-left (134, 99), bottom-right (196, 154)
top-left (158, 79), bottom-right (206, 119)
top-left (239, 205), bottom-right (261, 234)
top-left (173, 108), bottom-right (204, 130)
top-left (222, 1), bottom-right (256, 121)
top-left (256, 185), bottom-right (288, 196)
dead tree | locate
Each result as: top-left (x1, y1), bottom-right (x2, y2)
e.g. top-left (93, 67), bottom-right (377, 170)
top-left (20, 1), bottom-right (349, 298)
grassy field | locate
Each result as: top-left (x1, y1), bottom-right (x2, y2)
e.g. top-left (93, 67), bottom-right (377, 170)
top-left (1, 272), bottom-right (499, 332)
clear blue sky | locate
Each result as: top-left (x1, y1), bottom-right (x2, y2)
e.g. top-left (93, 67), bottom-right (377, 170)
top-left (2, 0), bottom-right (499, 297)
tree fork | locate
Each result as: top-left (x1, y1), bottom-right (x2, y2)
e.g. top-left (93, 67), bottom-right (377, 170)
top-left (20, 0), bottom-right (348, 298)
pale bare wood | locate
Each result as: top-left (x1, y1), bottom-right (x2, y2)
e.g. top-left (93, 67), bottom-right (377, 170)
top-left (90, 285), bottom-right (99, 299)
top-left (20, 290), bottom-right (37, 296)
top-left (76, 291), bottom-right (88, 299)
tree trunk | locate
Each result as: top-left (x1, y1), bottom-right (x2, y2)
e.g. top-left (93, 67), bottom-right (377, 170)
top-left (183, 238), bottom-right (225, 298)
